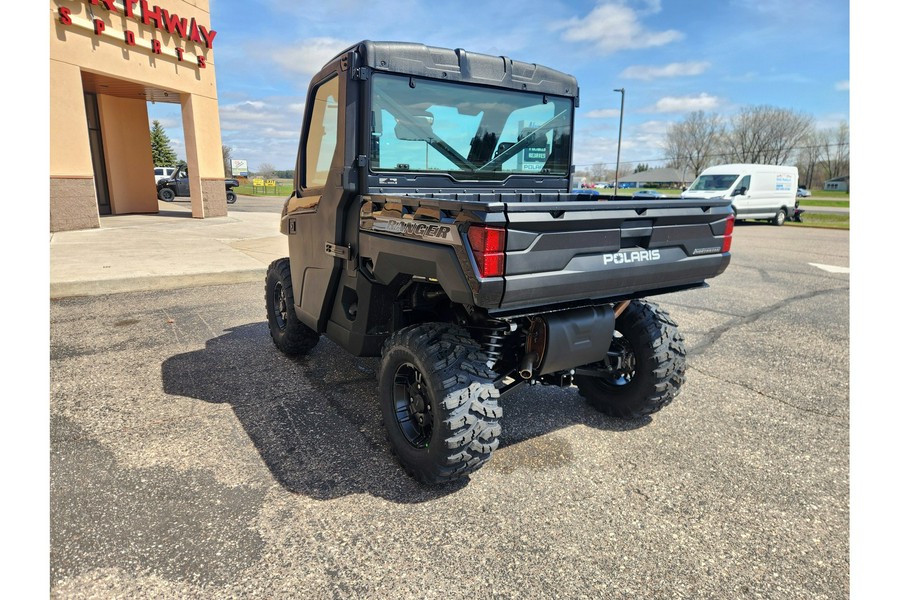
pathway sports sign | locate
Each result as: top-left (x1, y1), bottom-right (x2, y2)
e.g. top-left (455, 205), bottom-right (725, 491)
top-left (57, 0), bottom-right (217, 68)
top-left (231, 159), bottom-right (248, 176)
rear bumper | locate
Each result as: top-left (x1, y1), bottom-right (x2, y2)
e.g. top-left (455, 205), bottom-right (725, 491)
top-left (500, 251), bottom-right (729, 311)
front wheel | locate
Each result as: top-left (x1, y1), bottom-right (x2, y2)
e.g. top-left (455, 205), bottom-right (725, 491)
top-left (575, 300), bottom-right (686, 419)
top-left (265, 258), bottom-right (319, 356)
top-left (158, 187), bottom-right (175, 202)
top-left (226, 190), bottom-right (237, 204)
top-left (379, 324), bottom-right (502, 484)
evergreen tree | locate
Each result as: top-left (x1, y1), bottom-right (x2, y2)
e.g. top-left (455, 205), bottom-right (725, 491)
top-left (150, 120), bottom-right (178, 167)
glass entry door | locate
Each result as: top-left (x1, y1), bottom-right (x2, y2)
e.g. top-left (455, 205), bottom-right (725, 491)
top-left (83, 93), bottom-right (111, 215)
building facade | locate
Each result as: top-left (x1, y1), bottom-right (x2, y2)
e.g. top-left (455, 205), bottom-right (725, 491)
top-left (824, 176), bottom-right (849, 192)
top-left (49, 0), bottom-right (226, 232)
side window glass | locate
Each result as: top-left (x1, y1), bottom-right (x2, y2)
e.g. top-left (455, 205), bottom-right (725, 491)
top-left (736, 175), bottom-right (750, 195)
top-left (305, 76), bottom-right (340, 188)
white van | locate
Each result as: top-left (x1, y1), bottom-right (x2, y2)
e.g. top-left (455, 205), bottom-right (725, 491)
top-left (682, 164), bottom-right (798, 225)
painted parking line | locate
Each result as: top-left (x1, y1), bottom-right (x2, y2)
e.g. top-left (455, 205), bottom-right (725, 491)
top-left (809, 263), bottom-right (850, 274)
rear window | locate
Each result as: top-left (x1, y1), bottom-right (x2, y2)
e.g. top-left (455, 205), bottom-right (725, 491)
top-left (370, 73), bottom-right (572, 181)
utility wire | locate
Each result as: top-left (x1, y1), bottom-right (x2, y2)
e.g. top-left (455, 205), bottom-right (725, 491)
top-left (574, 141), bottom-right (849, 170)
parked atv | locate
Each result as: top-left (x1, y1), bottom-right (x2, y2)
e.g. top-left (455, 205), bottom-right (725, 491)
top-left (266, 41), bottom-right (732, 484)
top-left (157, 163), bottom-right (238, 204)
top-left (791, 199), bottom-right (804, 222)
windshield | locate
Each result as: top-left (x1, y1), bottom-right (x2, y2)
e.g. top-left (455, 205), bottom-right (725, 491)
top-left (689, 174), bottom-right (739, 192)
top-left (370, 73), bottom-right (572, 180)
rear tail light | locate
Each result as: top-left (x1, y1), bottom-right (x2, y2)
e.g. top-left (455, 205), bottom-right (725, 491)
top-left (722, 214), bottom-right (735, 253)
top-left (467, 224), bottom-right (506, 278)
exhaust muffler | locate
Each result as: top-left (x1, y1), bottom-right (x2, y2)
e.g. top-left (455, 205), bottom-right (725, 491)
top-left (519, 305), bottom-right (616, 378)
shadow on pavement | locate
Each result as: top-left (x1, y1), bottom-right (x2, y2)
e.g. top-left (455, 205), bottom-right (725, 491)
top-left (161, 322), bottom-right (649, 503)
top-left (153, 209), bottom-right (194, 218)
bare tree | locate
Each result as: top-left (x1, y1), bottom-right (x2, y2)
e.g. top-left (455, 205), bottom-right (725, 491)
top-left (796, 130), bottom-right (826, 188)
top-left (256, 162), bottom-right (276, 178)
top-left (663, 111), bottom-right (724, 178)
top-left (222, 145), bottom-right (233, 177)
top-left (724, 106), bottom-right (813, 165)
top-left (590, 163), bottom-right (607, 181)
top-left (820, 121), bottom-right (850, 181)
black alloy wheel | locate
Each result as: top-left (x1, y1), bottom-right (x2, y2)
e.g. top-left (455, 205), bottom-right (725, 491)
top-left (391, 363), bottom-right (433, 448)
top-left (595, 332), bottom-right (637, 390)
top-left (575, 300), bottom-right (686, 419)
top-left (378, 323), bottom-right (502, 484)
top-left (264, 258), bottom-right (320, 356)
top-left (272, 280), bottom-right (289, 331)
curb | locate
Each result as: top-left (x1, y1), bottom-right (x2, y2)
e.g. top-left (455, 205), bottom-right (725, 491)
top-left (50, 268), bottom-right (265, 299)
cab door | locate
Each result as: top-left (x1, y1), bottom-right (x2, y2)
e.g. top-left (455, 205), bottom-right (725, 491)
top-left (731, 174), bottom-right (751, 215)
top-left (175, 166), bottom-right (191, 197)
top-left (285, 65), bottom-right (354, 332)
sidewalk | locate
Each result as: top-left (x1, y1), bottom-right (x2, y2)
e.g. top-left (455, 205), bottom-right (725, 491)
top-left (50, 200), bottom-right (287, 298)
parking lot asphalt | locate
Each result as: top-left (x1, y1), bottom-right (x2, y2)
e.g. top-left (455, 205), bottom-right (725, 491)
top-left (49, 221), bottom-right (850, 599)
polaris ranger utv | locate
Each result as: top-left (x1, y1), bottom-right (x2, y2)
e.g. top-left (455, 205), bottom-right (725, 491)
top-left (265, 41), bottom-right (733, 484)
top-left (157, 163), bottom-right (239, 204)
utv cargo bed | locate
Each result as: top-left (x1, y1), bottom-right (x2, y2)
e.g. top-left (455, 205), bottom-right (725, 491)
top-left (357, 193), bottom-right (732, 313)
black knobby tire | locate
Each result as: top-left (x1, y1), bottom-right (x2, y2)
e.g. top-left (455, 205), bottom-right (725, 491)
top-left (158, 188), bottom-right (175, 202)
top-left (379, 323), bottom-right (502, 484)
top-left (772, 208), bottom-right (787, 226)
top-left (226, 191), bottom-right (237, 204)
top-left (265, 258), bottom-right (319, 356)
top-left (575, 300), bottom-right (686, 419)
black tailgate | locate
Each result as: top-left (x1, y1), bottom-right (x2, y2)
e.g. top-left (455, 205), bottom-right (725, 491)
top-left (500, 198), bottom-right (732, 311)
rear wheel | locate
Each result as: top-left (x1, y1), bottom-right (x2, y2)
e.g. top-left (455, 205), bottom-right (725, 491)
top-left (226, 190), bottom-right (237, 204)
top-left (265, 258), bottom-right (319, 356)
top-left (158, 187), bottom-right (175, 202)
top-left (575, 300), bottom-right (686, 419)
top-left (379, 324), bottom-right (502, 484)
top-left (772, 208), bottom-right (787, 226)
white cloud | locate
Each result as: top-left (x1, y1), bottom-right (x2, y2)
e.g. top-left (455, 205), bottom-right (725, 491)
top-left (572, 134), bottom-right (621, 167)
top-left (584, 108), bottom-right (622, 118)
top-left (151, 117), bottom-right (182, 130)
top-left (620, 61), bottom-right (711, 80)
top-left (271, 37), bottom-right (353, 76)
top-left (835, 80), bottom-right (849, 91)
top-left (572, 118), bottom-right (678, 168)
top-left (815, 113), bottom-right (849, 130)
top-left (217, 96), bottom-right (307, 167)
top-left (219, 101), bottom-right (282, 126)
top-left (646, 93), bottom-right (720, 113)
top-left (557, 2), bottom-right (683, 54)
top-left (634, 119), bottom-right (671, 135)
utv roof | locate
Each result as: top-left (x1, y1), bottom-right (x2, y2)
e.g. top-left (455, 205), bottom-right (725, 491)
top-left (332, 40), bottom-right (579, 102)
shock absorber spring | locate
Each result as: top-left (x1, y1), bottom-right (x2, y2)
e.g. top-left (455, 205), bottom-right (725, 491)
top-left (477, 319), bottom-right (510, 366)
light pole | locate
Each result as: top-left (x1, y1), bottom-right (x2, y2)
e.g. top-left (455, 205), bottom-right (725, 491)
top-left (613, 88), bottom-right (625, 198)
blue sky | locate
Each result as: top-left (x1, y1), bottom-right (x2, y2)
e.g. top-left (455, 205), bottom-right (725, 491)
top-left (148, 0), bottom-right (850, 173)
